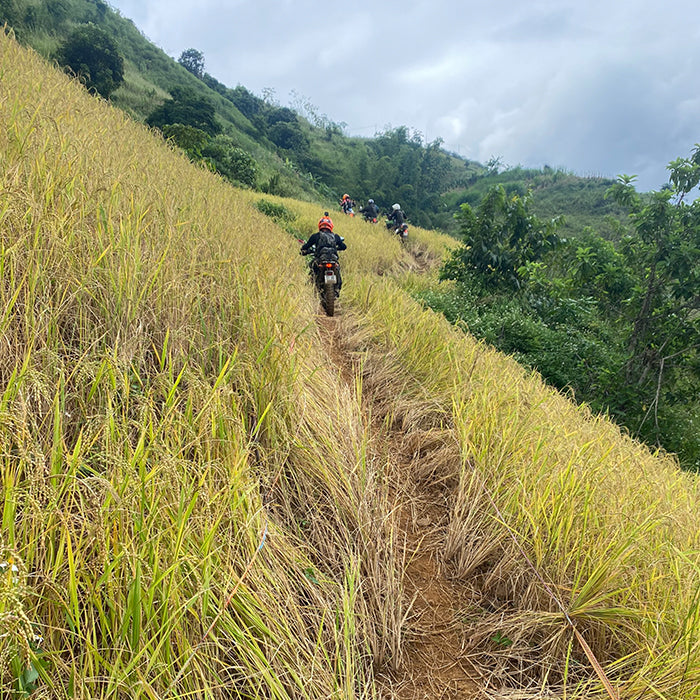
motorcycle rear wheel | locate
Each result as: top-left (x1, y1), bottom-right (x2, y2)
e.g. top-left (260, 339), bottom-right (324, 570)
top-left (323, 281), bottom-right (335, 316)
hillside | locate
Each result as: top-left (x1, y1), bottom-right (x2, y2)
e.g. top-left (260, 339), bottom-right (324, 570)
top-left (0, 0), bottom-right (635, 240)
top-left (442, 165), bottom-right (631, 240)
top-left (0, 0), bottom-right (323, 199)
top-left (2, 24), bottom-right (700, 700)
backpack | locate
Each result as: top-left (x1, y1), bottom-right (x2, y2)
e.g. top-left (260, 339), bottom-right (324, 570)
top-left (315, 229), bottom-right (338, 260)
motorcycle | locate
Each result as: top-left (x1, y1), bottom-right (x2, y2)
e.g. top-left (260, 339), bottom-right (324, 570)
top-left (301, 246), bottom-right (341, 316)
top-left (385, 220), bottom-right (409, 244)
top-left (397, 222), bottom-right (409, 244)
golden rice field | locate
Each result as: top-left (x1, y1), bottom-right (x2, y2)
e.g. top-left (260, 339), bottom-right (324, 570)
top-left (1, 31), bottom-right (700, 700)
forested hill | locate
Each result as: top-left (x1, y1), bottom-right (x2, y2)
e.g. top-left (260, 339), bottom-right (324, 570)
top-left (444, 165), bottom-right (629, 240)
top-left (1, 0), bottom-right (627, 235)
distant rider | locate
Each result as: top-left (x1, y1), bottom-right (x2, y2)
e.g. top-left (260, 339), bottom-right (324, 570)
top-left (387, 203), bottom-right (405, 230)
top-left (360, 199), bottom-right (379, 222)
top-left (300, 213), bottom-right (347, 293)
top-left (340, 194), bottom-right (355, 216)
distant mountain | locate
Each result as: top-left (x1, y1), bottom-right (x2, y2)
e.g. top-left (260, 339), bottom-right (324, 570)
top-left (442, 165), bottom-right (631, 240)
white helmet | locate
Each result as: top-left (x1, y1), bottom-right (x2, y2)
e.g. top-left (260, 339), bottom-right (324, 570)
top-left (392, 203), bottom-right (401, 210)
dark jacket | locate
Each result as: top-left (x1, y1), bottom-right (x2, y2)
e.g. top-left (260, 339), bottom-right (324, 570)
top-left (360, 202), bottom-right (379, 218)
top-left (388, 208), bottom-right (405, 226)
top-left (300, 231), bottom-right (347, 257)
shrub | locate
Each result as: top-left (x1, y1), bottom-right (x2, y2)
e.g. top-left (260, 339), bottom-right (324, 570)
top-left (161, 123), bottom-right (209, 160)
top-left (54, 23), bottom-right (124, 98)
top-left (202, 136), bottom-right (257, 188)
top-left (146, 87), bottom-right (220, 137)
top-left (254, 199), bottom-right (296, 223)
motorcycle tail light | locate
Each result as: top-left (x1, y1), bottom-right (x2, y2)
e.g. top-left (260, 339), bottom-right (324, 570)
top-left (325, 262), bottom-right (334, 269)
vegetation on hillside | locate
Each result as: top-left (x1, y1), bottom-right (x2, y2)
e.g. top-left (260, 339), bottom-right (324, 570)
top-left (439, 162), bottom-right (633, 243)
top-left (54, 21), bottom-right (124, 97)
top-left (0, 0), bottom-right (619, 237)
top-left (0, 32), bottom-right (405, 698)
top-left (419, 162), bottom-right (700, 470)
top-left (2, 27), bottom-right (700, 700)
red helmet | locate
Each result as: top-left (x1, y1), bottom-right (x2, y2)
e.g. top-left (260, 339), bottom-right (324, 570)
top-left (318, 215), bottom-right (334, 231)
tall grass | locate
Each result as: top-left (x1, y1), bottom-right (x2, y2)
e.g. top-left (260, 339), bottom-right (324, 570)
top-left (339, 277), bottom-right (700, 698)
top-left (251, 187), bottom-right (700, 695)
top-left (2, 27), bottom-right (700, 700)
top-left (0, 33), bottom-right (401, 698)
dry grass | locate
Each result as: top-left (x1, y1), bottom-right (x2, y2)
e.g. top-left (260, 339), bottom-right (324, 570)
top-left (2, 29), bottom-right (700, 700)
top-left (340, 278), bottom-right (700, 698)
top-left (0, 34), bottom-right (401, 699)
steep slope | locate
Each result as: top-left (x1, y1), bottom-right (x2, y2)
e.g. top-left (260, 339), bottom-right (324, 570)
top-left (0, 32), bottom-right (403, 698)
top-left (333, 278), bottom-right (700, 699)
top-left (3, 0), bottom-right (324, 199)
top-left (2, 0), bottom-right (638, 239)
top-left (2, 30), bottom-right (700, 700)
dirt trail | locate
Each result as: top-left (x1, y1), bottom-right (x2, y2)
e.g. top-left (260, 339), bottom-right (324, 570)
top-left (318, 312), bottom-right (481, 699)
top-left (390, 489), bottom-right (481, 699)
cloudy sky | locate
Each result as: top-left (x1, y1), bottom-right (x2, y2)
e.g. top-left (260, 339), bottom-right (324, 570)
top-left (108, 0), bottom-right (700, 192)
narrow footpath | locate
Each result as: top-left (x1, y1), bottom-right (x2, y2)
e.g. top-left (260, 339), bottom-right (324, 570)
top-left (318, 312), bottom-right (482, 699)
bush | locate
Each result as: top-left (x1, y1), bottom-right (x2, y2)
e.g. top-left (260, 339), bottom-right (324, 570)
top-left (254, 199), bottom-right (296, 223)
top-left (161, 124), bottom-right (209, 160)
top-left (0, 0), bottom-right (19, 28)
top-left (55, 23), bottom-right (124, 98)
top-left (146, 87), bottom-right (220, 137)
top-left (202, 136), bottom-right (257, 188)
top-left (254, 199), bottom-right (303, 237)
top-left (416, 285), bottom-right (625, 419)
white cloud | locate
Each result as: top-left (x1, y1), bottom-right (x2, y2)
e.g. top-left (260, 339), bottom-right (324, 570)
top-left (109, 0), bottom-right (700, 191)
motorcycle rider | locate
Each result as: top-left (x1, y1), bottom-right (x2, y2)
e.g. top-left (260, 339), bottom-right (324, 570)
top-left (360, 199), bottom-right (379, 222)
top-left (300, 213), bottom-right (347, 294)
top-left (340, 194), bottom-right (355, 216)
top-left (387, 203), bottom-right (406, 231)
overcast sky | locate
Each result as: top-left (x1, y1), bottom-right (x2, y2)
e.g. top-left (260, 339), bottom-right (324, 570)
top-left (107, 0), bottom-right (700, 192)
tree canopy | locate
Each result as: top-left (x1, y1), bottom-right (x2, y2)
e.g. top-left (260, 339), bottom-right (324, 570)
top-left (421, 150), bottom-right (700, 470)
top-left (54, 23), bottom-right (124, 98)
top-left (146, 87), bottom-right (220, 137)
top-left (178, 48), bottom-right (204, 79)
top-left (605, 153), bottom-right (700, 443)
top-left (442, 185), bottom-right (562, 290)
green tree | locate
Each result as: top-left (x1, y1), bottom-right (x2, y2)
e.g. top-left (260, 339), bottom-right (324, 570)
top-left (146, 87), bottom-right (220, 136)
top-left (23, 4), bottom-right (38, 29)
top-left (202, 136), bottom-right (257, 188)
top-left (606, 150), bottom-right (700, 443)
top-left (0, 0), bottom-right (19, 27)
top-left (55, 23), bottom-right (125, 98)
top-left (46, 0), bottom-right (69, 22)
top-left (161, 124), bottom-right (209, 160)
top-left (560, 228), bottom-right (635, 308)
top-left (268, 121), bottom-right (308, 153)
top-left (178, 48), bottom-right (204, 79)
top-left (228, 85), bottom-right (264, 120)
top-left (442, 185), bottom-right (561, 290)
top-left (91, 0), bottom-right (108, 21)
top-left (266, 107), bottom-right (297, 126)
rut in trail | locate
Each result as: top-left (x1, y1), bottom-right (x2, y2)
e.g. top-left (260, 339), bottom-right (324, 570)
top-left (317, 313), bottom-right (482, 700)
